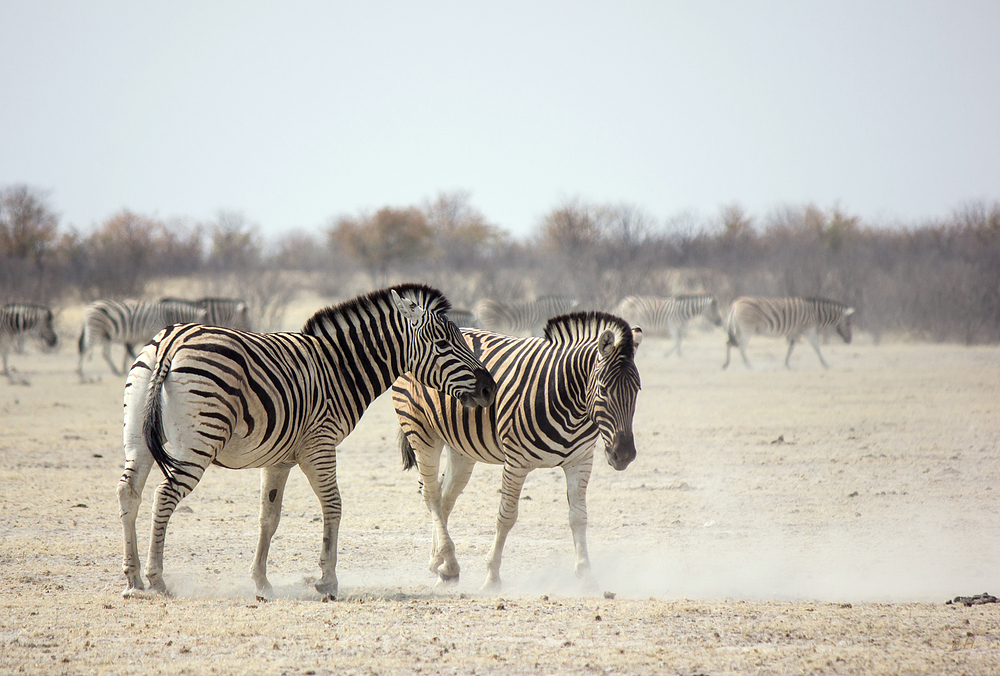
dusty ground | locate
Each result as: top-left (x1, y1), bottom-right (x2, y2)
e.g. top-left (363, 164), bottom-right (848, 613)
top-left (1, 301), bottom-right (999, 675)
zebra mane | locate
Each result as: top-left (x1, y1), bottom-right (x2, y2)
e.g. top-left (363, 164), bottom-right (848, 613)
top-left (301, 284), bottom-right (451, 335)
top-left (544, 311), bottom-right (635, 352)
top-left (803, 297), bottom-right (848, 311)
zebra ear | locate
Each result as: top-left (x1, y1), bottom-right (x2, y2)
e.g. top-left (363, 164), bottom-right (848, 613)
top-left (598, 330), bottom-right (616, 359)
top-left (391, 290), bottom-right (425, 326)
top-left (631, 326), bottom-right (643, 354)
top-left (844, 307), bottom-right (856, 317)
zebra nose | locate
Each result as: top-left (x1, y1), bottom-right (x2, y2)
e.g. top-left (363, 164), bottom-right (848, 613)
top-left (606, 431), bottom-right (636, 471)
top-left (473, 369), bottom-right (497, 407)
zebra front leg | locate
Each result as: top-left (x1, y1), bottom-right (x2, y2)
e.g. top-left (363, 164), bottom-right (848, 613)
top-left (482, 463), bottom-right (530, 592)
top-left (563, 459), bottom-right (597, 590)
top-left (299, 447), bottom-right (342, 599)
top-left (101, 340), bottom-right (124, 376)
top-left (784, 337), bottom-right (799, 369)
top-left (804, 331), bottom-right (829, 369)
top-left (432, 446), bottom-right (476, 585)
top-left (250, 464), bottom-right (293, 600)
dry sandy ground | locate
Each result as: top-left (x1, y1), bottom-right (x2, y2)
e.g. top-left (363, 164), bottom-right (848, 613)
top-left (1, 302), bottom-right (999, 675)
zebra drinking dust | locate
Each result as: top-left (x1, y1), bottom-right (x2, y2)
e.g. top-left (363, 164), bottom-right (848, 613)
top-left (723, 296), bottom-right (855, 369)
top-left (393, 311), bottom-right (642, 591)
top-left (77, 299), bottom-right (208, 380)
top-left (0, 303), bottom-right (58, 384)
top-left (473, 296), bottom-right (579, 336)
top-left (118, 284), bottom-right (496, 600)
top-left (615, 294), bottom-right (722, 357)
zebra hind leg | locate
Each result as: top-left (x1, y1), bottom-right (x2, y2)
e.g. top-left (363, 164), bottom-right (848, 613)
top-left (804, 331), bottom-right (829, 369)
top-left (413, 437), bottom-right (463, 585)
top-left (250, 464), bottom-right (294, 600)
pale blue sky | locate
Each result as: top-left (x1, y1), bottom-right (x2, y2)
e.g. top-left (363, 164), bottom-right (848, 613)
top-left (2, 1), bottom-right (998, 238)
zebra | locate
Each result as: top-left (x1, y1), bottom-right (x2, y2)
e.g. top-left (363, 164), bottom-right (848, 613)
top-left (160, 297), bottom-right (253, 331)
top-left (392, 311), bottom-right (642, 591)
top-left (117, 284), bottom-right (496, 600)
top-left (614, 294), bottom-right (723, 357)
top-left (1, 303), bottom-right (58, 384)
top-left (472, 296), bottom-right (580, 336)
top-left (723, 296), bottom-right (855, 370)
top-left (446, 308), bottom-right (479, 329)
top-left (78, 299), bottom-right (208, 380)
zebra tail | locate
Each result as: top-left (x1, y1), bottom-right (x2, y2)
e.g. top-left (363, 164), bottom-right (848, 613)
top-left (724, 311), bottom-right (739, 347)
top-left (398, 428), bottom-right (417, 471)
top-left (78, 325), bottom-right (86, 354)
top-left (142, 354), bottom-right (185, 483)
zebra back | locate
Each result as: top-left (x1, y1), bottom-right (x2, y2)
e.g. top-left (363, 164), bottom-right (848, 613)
top-left (728, 296), bottom-right (855, 342)
top-left (615, 294), bottom-right (722, 335)
top-left (473, 296), bottom-right (579, 336)
top-left (159, 297), bottom-right (251, 330)
top-left (82, 299), bottom-right (206, 345)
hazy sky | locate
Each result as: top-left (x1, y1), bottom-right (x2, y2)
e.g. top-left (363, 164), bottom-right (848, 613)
top-left (2, 1), bottom-right (998, 238)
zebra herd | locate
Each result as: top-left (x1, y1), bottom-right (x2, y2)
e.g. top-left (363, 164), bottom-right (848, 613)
top-left (2, 286), bottom-right (854, 598)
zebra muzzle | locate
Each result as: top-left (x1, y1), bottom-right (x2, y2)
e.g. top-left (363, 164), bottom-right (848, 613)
top-left (605, 431), bottom-right (636, 471)
top-left (458, 368), bottom-right (497, 408)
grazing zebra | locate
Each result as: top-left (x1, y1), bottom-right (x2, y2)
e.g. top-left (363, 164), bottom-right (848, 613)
top-left (615, 294), bottom-right (723, 357)
top-left (117, 284), bottom-right (496, 600)
top-left (393, 312), bottom-right (642, 591)
top-left (160, 297), bottom-right (252, 331)
top-left (78, 299), bottom-right (208, 380)
top-left (1, 303), bottom-right (58, 383)
top-left (723, 296), bottom-right (855, 370)
top-left (473, 296), bottom-right (580, 336)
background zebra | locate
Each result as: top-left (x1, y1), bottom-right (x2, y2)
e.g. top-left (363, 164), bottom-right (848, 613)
top-left (1, 303), bottom-right (58, 384)
top-left (160, 297), bottom-right (252, 331)
top-left (446, 308), bottom-right (479, 328)
top-left (473, 296), bottom-right (579, 336)
top-left (77, 299), bottom-right (208, 380)
top-left (723, 296), bottom-right (856, 369)
top-left (117, 284), bottom-right (496, 600)
top-left (614, 294), bottom-right (723, 357)
top-left (393, 311), bottom-right (642, 591)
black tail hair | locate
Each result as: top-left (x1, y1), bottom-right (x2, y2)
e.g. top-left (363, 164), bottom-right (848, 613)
top-left (398, 428), bottom-right (417, 471)
top-left (142, 354), bottom-right (186, 483)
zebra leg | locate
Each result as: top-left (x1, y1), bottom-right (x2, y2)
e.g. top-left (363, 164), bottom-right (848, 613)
top-left (122, 343), bottom-right (137, 374)
top-left (431, 446), bottom-right (476, 585)
top-left (564, 457), bottom-right (597, 590)
top-left (482, 463), bottom-right (531, 592)
top-left (804, 330), bottom-right (829, 369)
top-left (119, 350), bottom-right (157, 596)
top-left (411, 436), bottom-right (462, 583)
top-left (784, 337), bottom-right (798, 369)
top-left (144, 467), bottom-right (210, 594)
top-left (101, 340), bottom-right (124, 376)
top-left (250, 464), bottom-right (293, 600)
top-left (298, 447), bottom-right (342, 599)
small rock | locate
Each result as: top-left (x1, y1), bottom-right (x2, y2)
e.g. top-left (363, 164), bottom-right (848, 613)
top-left (603, 591), bottom-right (616, 600)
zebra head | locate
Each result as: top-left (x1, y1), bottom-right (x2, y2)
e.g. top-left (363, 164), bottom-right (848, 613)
top-left (583, 316), bottom-right (643, 472)
top-left (391, 287), bottom-right (496, 408)
top-left (836, 306), bottom-right (856, 343)
top-left (39, 308), bottom-right (58, 349)
top-left (705, 296), bottom-right (724, 326)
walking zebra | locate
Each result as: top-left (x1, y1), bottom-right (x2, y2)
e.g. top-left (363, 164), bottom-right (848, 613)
top-left (118, 284), bottom-right (496, 600)
top-left (723, 296), bottom-right (855, 370)
top-left (1, 303), bottom-right (58, 384)
top-left (473, 296), bottom-right (579, 336)
top-left (615, 294), bottom-right (722, 357)
top-left (160, 297), bottom-right (252, 331)
top-left (78, 299), bottom-right (208, 380)
top-left (393, 311), bottom-right (642, 591)
top-left (446, 308), bottom-right (478, 329)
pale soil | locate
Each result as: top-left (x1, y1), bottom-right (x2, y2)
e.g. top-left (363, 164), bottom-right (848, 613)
top-left (1, 303), bottom-right (999, 675)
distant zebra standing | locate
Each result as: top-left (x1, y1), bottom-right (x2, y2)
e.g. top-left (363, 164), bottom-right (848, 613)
top-left (723, 296), bottom-right (855, 369)
top-left (160, 297), bottom-right (252, 331)
top-left (1, 304), bottom-right (58, 384)
top-left (446, 308), bottom-right (478, 329)
top-left (615, 294), bottom-right (722, 357)
top-left (393, 312), bottom-right (642, 591)
top-left (77, 299), bottom-right (208, 380)
top-left (473, 296), bottom-right (579, 336)
top-left (118, 284), bottom-right (496, 600)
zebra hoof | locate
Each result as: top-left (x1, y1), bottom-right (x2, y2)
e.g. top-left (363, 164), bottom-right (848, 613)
top-left (321, 594), bottom-right (337, 603)
top-left (254, 595), bottom-right (269, 603)
top-left (436, 572), bottom-right (460, 587)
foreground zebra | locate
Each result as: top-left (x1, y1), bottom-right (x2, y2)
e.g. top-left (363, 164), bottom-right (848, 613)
top-left (1, 303), bottom-right (58, 384)
top-left (160, 297), bottom-right (252, 331)
top-left (393, 312), bottom-right (642, 591)
top-left (118, 284), bottom-right (496, 600)
top-left (473, 296), bottom-right (579, 336)
top-left (615, 294), bottom-right (722, 357)
top-left (78, 299), bottom-right (209, 380)
top-left (723, 296), bottom-right (855, 369)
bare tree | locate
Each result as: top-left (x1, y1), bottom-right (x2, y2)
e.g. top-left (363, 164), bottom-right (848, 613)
top-left (0, 184), bottom-right (60, 301)
top-left (328, 206), bottom-right (432, 286)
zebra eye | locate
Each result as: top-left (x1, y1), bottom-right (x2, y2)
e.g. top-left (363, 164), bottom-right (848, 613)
top-left (434, 339), bottom-right (451, 351)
